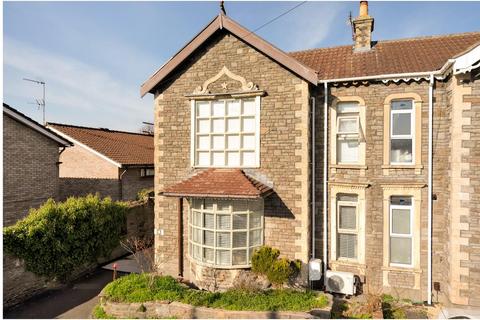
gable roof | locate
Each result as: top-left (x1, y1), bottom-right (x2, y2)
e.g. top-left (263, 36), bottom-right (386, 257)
top-left (162, 169), bottom-right (273, 199)
top-left (140, 13), bottom-right (318, 97)
top-left (47, 123), bottom-right (154, 167)
top-left (3, 103), bottom-right (72, 147)
top-left (290, 32), bottom-right (480, 81)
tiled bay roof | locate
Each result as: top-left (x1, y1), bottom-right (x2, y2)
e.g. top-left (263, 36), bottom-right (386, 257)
top-left (48, 123), bottom-right (153, 166)
top-left (162, 169), bottom-right (273, 199)
top-left (289, 32), bottom-right (480, 80)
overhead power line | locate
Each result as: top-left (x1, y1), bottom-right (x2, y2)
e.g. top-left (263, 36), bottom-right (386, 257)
top-left (242, 1), bottom-right (308, 40)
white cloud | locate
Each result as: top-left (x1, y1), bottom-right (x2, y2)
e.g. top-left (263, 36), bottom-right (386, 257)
top-left (3, 37), bottom-right (153, 131)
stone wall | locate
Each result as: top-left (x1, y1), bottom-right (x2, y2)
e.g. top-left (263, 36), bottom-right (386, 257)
top-left (153, 30), bottom-right (311, 283)
top-left (3, 114), bottom-right (62, 227)
top-left (3, 200), bottom-right (154, 309)
top-left (101, 300), bottom-right (327, 319)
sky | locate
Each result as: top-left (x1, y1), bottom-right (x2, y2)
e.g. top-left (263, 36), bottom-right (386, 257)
top-left (4, 1), bottom-right (480, 132)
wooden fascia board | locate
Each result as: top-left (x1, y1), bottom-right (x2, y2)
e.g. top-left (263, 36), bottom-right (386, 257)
top-left (140, 14), bottom-right (318, 97)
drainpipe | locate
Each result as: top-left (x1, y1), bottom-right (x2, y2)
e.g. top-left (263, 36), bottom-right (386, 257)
top-left (323, 81), bottom-right (329, 287)
top-left (427, 74), bottom-right (434, 305)
top-left (118, 168), bottom-right (127, 201)
top-left (311, 95), bottom-right (316, 259)
top-left (178, 197), bottom-right (184, 277)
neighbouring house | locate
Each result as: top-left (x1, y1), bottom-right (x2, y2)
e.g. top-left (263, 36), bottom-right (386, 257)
top-left (3, 103), bottom-right (72, 307)
top-left (47, 123), bottom-right (154, 201)
top-left (141, 1), bottom-right (480, 308)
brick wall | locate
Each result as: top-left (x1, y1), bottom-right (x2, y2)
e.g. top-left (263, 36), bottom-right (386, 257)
top-left (59, 143), bottom-right (119, 178)
top-left (120, 168), bottom-right (154, 201)
top-left (3, 114), bottom-right (61, 227)
top-left (153, 30), bottom-right (310, 283)
top-left (59, 177), bottom-right (121, 200)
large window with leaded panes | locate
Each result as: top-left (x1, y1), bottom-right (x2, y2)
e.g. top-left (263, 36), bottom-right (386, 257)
top-left (192, 97), bottom-right (260, 168)
top-left (188, 199), bottom-right (264, 268)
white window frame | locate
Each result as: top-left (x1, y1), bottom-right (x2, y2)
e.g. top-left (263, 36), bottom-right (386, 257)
top-left (336, 197), bottom-right (359, 261)
top-left (188, 199), bottom-right (264, 269)
top-left (190, 96), bottom-right (261, 168)
top-left (140, 168), bottom-right (154, 177)
top-left (390, 100), bottom-right (415, 165)
top-left (389, 197), bottom-right (414, 268)
top-left (335, 102), bottom-right (360, 164)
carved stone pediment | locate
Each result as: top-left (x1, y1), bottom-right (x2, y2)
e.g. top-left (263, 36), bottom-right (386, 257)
top-left (192, 66), bottom-right (260, 95)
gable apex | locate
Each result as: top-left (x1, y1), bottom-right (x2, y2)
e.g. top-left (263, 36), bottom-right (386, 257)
top-left (140, 13), bottom-right (318, 97)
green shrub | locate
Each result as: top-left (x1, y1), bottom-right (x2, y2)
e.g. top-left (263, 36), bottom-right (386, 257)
top-left (251, 246), bottom-right (300, 285)
top-left (102, 273), bottom-right (329, 312)
top-left (251, 246), bottom-right (279, 274)
top-left (136, 188), bottom-right (153, 201)
top-left (3, 194), bottom-right (127, 281)
top-left (92, 304), bottom-right (115, 319)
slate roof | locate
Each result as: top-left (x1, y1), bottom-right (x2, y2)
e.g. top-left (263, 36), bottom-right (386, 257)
top-left (48, 123), bottom-right (154, 166)
top-left (290, 32), bottom-right (480, 80)
top-left (162, 169), bottom-right (273, 199)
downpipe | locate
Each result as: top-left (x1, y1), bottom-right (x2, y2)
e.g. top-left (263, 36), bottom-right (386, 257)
top-left (427, 74), bottom-right (434, 305)
top-left (323, 81), bottom-right (329, 287)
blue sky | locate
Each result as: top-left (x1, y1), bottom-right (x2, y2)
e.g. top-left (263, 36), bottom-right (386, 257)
top-left (4, 1), bottom-right (480, 132)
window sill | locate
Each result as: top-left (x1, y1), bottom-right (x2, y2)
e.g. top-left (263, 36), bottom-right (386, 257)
top-left (331, 164), bottom-right (367, 176)
top-left (187, 255), bottom-right (252, 270)
top-left (381, 265), bottom-right (422, 274)
top-left (382, 164), bottom-right (423, 175)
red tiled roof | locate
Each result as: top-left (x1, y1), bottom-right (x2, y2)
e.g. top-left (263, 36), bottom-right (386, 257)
top-left (289, 32), bottom-right (480, 80)
top-left (162, 169), bottom-right (273, 199)
top-left (48, 123), bottom-right (154, 166)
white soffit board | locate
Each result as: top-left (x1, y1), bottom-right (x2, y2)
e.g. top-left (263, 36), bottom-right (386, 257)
top-left (453, 43), bottom-right (480, 74)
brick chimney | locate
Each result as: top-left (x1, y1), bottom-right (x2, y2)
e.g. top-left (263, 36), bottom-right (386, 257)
top-left (352, 1), bottom-right (374, 52)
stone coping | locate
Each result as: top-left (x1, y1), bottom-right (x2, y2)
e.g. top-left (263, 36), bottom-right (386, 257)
top-left (100, 298), bottom-right (332, 319)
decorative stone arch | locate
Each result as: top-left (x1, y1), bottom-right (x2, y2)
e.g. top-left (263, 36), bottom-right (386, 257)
top-left (192, 66), bottom-right (260, 96)
top-left (382, 92), bottom-right (423, 175)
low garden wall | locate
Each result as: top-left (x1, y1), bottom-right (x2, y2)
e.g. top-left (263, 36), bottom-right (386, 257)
top-left (100, 299), bottom-right (331, 319)
top-left (3, 199), bottom-right (153, 309)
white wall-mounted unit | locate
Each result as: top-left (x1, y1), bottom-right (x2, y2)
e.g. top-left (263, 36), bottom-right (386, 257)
top-left (325, 270), bottom-right (356, 295)
top-left (308, 259), bottom-right (323, 281)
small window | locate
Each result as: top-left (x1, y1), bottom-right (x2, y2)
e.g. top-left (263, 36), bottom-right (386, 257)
top-left (389, 196), bottom-right (413, 266)
top-left (336, 102), bottom-right (360, 164)
top-left (337, 194), bottom-right (358, 259)
top-left (390, 100), bottom-right (414, 164)
top-left (140, 168), bottom-right (154, 177)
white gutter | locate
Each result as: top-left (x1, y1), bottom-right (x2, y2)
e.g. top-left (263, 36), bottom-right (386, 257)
top-left (322, 81), bottom-right (329, 286)
top-left (311, 96), bottom-right (316, 258)
top-left (427, 73), bottom-right (434, 305)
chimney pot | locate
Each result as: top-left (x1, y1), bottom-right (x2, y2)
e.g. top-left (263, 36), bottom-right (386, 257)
top-left (359, 1), bottom-right (368, 17)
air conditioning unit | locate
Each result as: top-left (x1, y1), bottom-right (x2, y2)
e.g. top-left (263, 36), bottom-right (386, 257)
top-left (325, 270), bottom-right (356, 296)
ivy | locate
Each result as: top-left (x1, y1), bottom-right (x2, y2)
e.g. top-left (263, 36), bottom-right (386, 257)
top-left (3, 194), bottom-right (127, 282)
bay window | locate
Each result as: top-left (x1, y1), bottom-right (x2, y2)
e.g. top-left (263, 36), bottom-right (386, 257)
top-left (192, 97), bottom-right (260, 168)
top-left (389, 196), bottom-right (413, 266)
top-left (189, 198), bottom-right (264, 268)
top-left (337, 194), bottom-right (358, 260)
top-left (336, 102), bottom-right (360, 164)
top-left (390, 100), bottom-right (414, 164)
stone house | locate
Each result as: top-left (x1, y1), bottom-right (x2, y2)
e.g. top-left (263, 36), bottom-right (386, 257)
top-left (47, 123), bottom-right (154, 201)
top-left (3, 103), bottom-right (72, 307)
top-left (141, 2), bottom-right (480, 307)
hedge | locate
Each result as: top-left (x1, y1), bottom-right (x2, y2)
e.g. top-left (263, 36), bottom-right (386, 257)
top-left (3, 194), bottom-right (127, 281)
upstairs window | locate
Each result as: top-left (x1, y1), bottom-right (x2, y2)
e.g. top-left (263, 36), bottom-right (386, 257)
top-left (193, 98), bottom-right (260, 168)
top-left (336, 102), bottom-right (360, 164)
top-left (140, 168), bottom-right (154, 177)
top-left (337, 194), bottom-right (358, 260)
top-left (390, 100), bottom-right (414, 164)
top-left (389, 196), bottom-right (413, 266)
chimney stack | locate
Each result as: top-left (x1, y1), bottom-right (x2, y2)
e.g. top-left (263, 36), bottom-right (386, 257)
top-left (352, 1), bottom-right (374, 52)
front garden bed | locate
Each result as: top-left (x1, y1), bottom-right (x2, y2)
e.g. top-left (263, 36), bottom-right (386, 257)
top-left (96, 273), bottom-right (331, 319)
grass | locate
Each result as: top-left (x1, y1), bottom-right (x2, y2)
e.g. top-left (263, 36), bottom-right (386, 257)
top-left (92, 304), bottom-right (115, 319)
top-left (102, 273), bottom-right (329, 312)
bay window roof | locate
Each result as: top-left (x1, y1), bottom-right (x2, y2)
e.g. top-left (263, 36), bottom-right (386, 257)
top-left (162, 169), bottom-right (273, 199)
